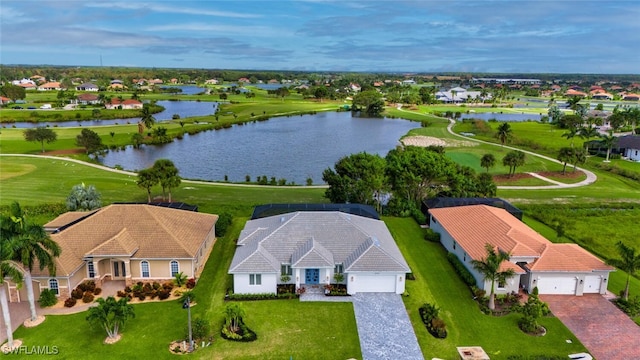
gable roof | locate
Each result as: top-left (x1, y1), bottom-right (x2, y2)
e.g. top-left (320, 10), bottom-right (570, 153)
top-left (429, 205), bottom-right (612, 273)
top-left (229, 212), bottom-right (410, 274)
top-left (37, 204), bottom-right (218, 277)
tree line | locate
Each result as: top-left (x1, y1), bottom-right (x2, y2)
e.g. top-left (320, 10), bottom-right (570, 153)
top-left (322, 146), bottom-right (497, 221)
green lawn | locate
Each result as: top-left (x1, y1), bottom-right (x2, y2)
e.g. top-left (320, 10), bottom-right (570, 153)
top-left (386, 217), bottom-right (587, 359)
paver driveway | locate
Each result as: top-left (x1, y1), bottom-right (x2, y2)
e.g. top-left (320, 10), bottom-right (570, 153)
top-left (352, 293), bottom-right (424, 360)
top-left (541, 294), bottom-right (640, 360)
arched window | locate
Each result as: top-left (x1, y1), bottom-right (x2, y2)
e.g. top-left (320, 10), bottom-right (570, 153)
top-left (170, 260), bottom-right (179, 277)
top-left (49, 279), bottom-right (59, 295)
top-left (141, 261), bottom-right (150, 278)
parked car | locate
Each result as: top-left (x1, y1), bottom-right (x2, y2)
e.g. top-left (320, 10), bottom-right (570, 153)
top-left (40, 103), bottom-right (52, 109)
top-left (27, 107), bottom-right (36, 109)
top-left (13, 106), bottom-right (23, 109)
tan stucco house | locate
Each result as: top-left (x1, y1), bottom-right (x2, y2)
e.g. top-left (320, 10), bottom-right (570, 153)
top-left (6, 204), bottom-right (217, 302)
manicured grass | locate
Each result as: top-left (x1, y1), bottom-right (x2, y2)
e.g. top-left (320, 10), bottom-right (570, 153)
top-left (540, 171), bottom-right (587, 184)
top-left (386, 217), bottom-right (587, 359)
top-left (0, 156), bottom-right (326, 217)
top-left (12, 218), bottom-right (361, 359)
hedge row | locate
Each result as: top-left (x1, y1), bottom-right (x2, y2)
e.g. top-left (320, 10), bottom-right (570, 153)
top-left (446, 252), bottom-right (476, 287)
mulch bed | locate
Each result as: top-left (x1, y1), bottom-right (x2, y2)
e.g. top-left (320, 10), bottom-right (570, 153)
top-left (492, 173), bottom-right (535, 184)
top-left (42, 149), bottom-right (85, 155)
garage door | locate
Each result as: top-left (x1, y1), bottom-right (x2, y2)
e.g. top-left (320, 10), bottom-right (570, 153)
top-left (537, 277), bottom-right (577, 295)
top-left (583, 275), bottom-right (602, 293)
top-left (353, 275), bottom-right (396, 293)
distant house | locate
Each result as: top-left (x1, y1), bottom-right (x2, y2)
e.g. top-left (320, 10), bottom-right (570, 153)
top-left (591, 93), bottom-right (613, 100)
top-left (238, 77), bottom-right (251, 83)
top-left (148, 79), bottom-right (163, 85)
top-left (204, 79), bottom-right (218, 85)
top-left (435, 87), bottom-right (488, 103)
top-left (564, 89), bottom-right (587, 97)
top-left (616, 135), bottom-right (640, 161)
top-left (170, 78), bottom-right (178, 84)
top-left (622, 93), bottom-right (640, 101)
top-left (5, 204), bottom-right (218, 302)
top-left (77, 93), bottom-right (100, 105)
top-left (18, 83), bottom-right (37, 90)
top-left (229, 211), bottom-right (410, 295)
top-left (429, 205), bottom-right (613, 296)
top-left (37, 82), bottom-right (63, 91)
top-left (0, 96), bottom-right (11, 105)
top-left (76, 82), bottom-right (99, 91)
top-left (105, 98), bottom-right (143, 110)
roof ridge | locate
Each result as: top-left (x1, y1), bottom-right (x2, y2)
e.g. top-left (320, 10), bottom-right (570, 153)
top-left (147, 206), bottom-right (194, 257)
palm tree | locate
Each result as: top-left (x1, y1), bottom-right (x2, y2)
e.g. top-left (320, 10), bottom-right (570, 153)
top-left (471, 243), bottom-right (515, 310)
top-left (599, 131), bottom-right (617, 162)
top-left (224, 303), bottom-right (245, 334)
top-left (152, 159), bottom-right (181, 202)
top-left (139, 104), bottom-right (155, 134)
top-left (480, 153), bottom-right (496, 173)
top-left (579, 125), bottom-right (599, 152)
top-left (557, 147), bottom-right (574, 175)
top-left (0, 238), bottom-right (24, 350)
top-left (607, 242), bottom-right (640, 301)
top-left (572, 147), bottom-right (587, 172)
top-left (86, 296), bottom-right (135, 340)
top-left (561, 127), bottom-right (579, 147)
top-left (137, 168), bottom-right (160, 203)
top-left (12, 213), bottom-right (61, 322)
top-left (496, 123), bottom-right (512, 146)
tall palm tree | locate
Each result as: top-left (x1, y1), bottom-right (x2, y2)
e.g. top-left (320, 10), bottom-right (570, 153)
top-left (557, 147), bottom-right (574, 174)
top-left (561, 127), bottom-right (579, 147)
top-left (0, 238), bottom-right (24, 350)
top-left (607, 242), bottom-right (640, 301)
top-left (139, 104), bottom-right (156, 134)
top-left (599, 131), bottom-right (617, 162)
top-left (572, 148), bottom-right (587, 172)
top-left (3, 202), bottom-right (61, 323)
top-left (496, 122), bottom-right (512, 146)
top-left (471, 243), bottom-right (515, 310)
top-left (579, 125), bottom-right (599, 152)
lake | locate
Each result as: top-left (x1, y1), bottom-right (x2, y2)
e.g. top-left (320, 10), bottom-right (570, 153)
top-left (3, 101), bottom-right (216, 128)
top-left (100, 111), bottom-right (420, 184)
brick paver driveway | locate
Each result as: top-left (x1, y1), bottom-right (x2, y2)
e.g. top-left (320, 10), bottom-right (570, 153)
top-left (541, 294), bottom-right (640, 360)
top-left (1, 302), bottom-right (30, 345)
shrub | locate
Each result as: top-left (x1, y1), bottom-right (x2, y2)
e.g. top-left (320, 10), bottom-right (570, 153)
top-left (446, 252), bottom-right (476, 286)
top-left (189, 317), bottom-right (211, 341)
top-left (93, 287), bottom-right (102, 296)
top-left (158, 290), bottom-right (171, 300)
top-left (117, 290), bottom-right (127, 298)
top-left (163, 282), bottom-right (174, 291)
top-left (419, 303), bottom-right (447, 339)
top-left (186, 278), bottom-right (196, 289)
top-left (124, 286), bottom-right (132, 293)
top-left (64, 297), bottom-right (77, 307)
top-left (423, 228), bottom-right (441, 242)
top-left (38, 289), bottom-right (58, 307)
top-left (174, 272), bottom-right (188, 287)
top-left (79, 280), bottom-right (96, 293)
top-left (82, 292), bottom-right (95, 303)
top-left (152, 282), bottom-right (161, 290)
top-left (614, 296), bottom-right (640, 317)
top-left (71, 288), bottom-right (84, 299)
top-left (215, 212), bottom-right (233, 237)
top-left (138, 294), bottom-right (146, 301)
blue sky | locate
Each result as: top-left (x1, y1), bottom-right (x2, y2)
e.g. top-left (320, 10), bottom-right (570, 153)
top-left (1, 1), bottom-right (638, 74)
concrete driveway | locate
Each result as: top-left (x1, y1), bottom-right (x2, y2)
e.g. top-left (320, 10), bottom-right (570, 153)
top-left (541, 294), bottom-right (640, 360)
top-left (352, 293), bottom-right (424, 360)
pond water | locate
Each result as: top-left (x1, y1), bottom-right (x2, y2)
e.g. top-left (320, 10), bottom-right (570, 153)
top-left (3, 101), bottom-right (217, 128)
top-left (458, 112), bottom-right (543, 122)
top-left (160, 85), bottom-right (206, 95)
top-left (100, 111), bottom-right (420, 184)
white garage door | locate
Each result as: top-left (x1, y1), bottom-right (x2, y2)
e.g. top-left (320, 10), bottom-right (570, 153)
top-left (353, 275), bottom-right (396, 293)
top-left (583, 275), bottom-right (602, 293)
top-left (537, 277), bottom-right (577, 295)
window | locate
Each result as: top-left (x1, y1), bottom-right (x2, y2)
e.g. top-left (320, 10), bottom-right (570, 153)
top-left (87, 260), bottom-right (95, 278)
top-left (49, 279), bottom-right (59, 295)
top-left (334, 263), bottom-right (344, 274)
top-left (249, 274), bottom-right (262, 285)
top-left (498, 280), bottom-right (506, 289)
top-left (141, 261), bottom-right (150, 278)
top-left (170, 260), bottom-right (179, 277)
top-left (431, 216), bottom-right (437, 224)
top-left (463, 253), bottom-right (467, 262)
top-left (281, 264), bottom-right (292, 276)
top-left (453, 241), bottom-right (457, 250)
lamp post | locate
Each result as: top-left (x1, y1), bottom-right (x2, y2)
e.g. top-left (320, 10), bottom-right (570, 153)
top-left (183, 296), bottom-right (193, 352)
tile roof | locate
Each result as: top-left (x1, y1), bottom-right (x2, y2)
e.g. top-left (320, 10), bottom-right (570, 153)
top-left (429, 205), bottom-right (611, 273)
top-left (229, 212), bottom-right (410, 274)
top-left (34, 204), bottom-right (218, 277)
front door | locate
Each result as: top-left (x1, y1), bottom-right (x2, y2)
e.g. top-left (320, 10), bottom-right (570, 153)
top-left (113, 261), bottom-right (126, 279)
top-left (305, 269), bottom-right (319, 284)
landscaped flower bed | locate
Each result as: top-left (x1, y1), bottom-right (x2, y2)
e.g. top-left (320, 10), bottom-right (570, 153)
top-left (64, 280), bottom-right (102, 308)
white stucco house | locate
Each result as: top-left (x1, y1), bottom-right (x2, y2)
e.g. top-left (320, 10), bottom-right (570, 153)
top-left (4, 204), bottom-right (218, 303)
top-left (616, 135), bottom-right (640, 162)
top-left (228, 211), bottom-right (410, 295)
top-left (429, 205), bottom-right (613, 296)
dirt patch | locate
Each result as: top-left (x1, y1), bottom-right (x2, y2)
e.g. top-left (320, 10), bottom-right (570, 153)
top-left (492, 173), bottom-right (536, 185)
top-left (104, 334), bottom-right (121, 344)
top-left (401, 135), bottom-right (478, 148)
top-left (42, 149), bottom-right (84, 155)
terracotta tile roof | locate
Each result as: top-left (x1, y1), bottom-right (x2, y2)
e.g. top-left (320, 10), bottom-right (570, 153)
top-left (77, 93), bottom-right (99, 101)
top-left (527, 244), bottom-right (613, 272)
top-left (110, 99), bottom-right (142, 105)
top-left (429, 205), bottom-right (610, 273)
top-left (39, 82), bottom-right (61, 88)
top-left (33, 204), bottom-right (217, 277)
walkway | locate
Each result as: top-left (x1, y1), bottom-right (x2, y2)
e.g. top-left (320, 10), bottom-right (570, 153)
top-left (541, 294), bottom-right (640, 360)
top-left (300, 290), bottom-right (423, 360)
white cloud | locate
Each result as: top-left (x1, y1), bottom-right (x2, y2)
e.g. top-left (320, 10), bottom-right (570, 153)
top-left (85, 2), bottom-right (262, 18)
